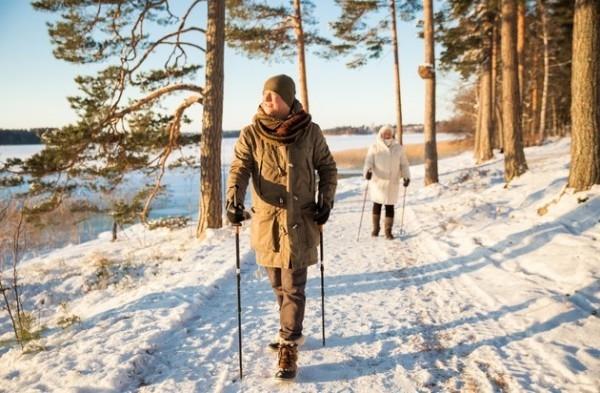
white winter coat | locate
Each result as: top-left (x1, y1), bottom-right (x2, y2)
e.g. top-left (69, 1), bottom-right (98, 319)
top-left (363, 130), bottom-right (411, 205)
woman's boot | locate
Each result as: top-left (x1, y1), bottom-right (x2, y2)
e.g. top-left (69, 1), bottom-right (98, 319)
top-left (384, 216), bottom-right (394, 239)
top-left (371, 214), bottom-right (381, 237)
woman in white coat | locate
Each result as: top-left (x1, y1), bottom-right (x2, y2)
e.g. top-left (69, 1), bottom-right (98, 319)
top-left (363, 125), bottom-right (411, 239)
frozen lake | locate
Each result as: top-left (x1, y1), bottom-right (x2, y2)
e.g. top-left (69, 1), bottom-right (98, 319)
top-left (0, 132), bottom-right (459, 165)
top-left (0, 132), bottom-right (461, 251)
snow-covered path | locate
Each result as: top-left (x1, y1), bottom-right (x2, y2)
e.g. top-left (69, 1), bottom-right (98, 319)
top-left (1, 138), bottom-right (599, 392)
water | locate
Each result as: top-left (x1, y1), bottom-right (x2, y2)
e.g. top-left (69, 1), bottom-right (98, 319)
top-left (0, 133), bottom-right (460, 251)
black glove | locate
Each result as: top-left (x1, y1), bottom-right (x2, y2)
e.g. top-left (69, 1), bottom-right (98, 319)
top-left (314, 203), bottom-right (331, 225)
top-left (365, 170), bottom-right (372, 180)
top-left (403, 178), bottom-right (410, 187)
top-left (226, 201), bottom-right (245, 224)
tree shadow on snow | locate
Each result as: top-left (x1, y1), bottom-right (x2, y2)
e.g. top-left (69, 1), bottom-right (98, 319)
top-left (300, 283), bottom-right (595, 388)
top-left (311, 196), bottom-right (600, 300)
top-left (297, 200), bottom-right (600, 387)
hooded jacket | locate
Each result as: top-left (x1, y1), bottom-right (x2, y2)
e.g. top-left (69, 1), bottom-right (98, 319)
top-left (227, 101), bottom-right (337, 269)
top-left (363, 127), bottom-right (411, 205)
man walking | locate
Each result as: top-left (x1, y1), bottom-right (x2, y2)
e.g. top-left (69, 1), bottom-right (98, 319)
top-left (226, 74), bottom-right (337, 380)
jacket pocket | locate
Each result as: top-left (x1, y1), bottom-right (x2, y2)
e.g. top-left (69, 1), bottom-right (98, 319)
top-left (300, 203), bottom-right (320, 248)
top-left (250, 206), bottom-right (280, 252)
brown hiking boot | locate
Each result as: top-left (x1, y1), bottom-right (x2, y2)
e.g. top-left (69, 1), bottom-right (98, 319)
top-left (275, 343), bottom-right (298, 380)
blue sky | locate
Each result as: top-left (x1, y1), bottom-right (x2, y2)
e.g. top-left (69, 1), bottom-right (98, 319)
top-left (0, 1), bottom-right (460, 131)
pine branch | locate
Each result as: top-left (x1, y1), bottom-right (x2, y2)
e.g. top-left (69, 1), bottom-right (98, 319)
top-left (140, 94), bottom-right (202, 222)
top-left (114, 83), bottom-right (203, 119)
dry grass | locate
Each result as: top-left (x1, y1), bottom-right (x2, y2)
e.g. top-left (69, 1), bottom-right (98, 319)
top-left (0, 199), bottom-right (98, 261)
top-left (332, 137), bottom-right (474, 169)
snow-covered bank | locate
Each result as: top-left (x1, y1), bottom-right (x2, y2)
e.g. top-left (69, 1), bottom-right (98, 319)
top-left (1, 138), bottom-right (598, 392)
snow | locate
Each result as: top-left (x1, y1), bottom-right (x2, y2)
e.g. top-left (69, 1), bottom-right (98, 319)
top-left (1, 137), bottom-right (599, 392)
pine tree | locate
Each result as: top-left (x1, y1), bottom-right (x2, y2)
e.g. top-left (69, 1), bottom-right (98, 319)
top-left (225, 0), bottom-right (328, 112)
top-left (568, 0), bottom-right (600, 191)
top-left (198, 0), bottom-right (225, 237)
top-left (1, 1), bottom-right (224, 231)
top-left (437, 0), bottom-right (497, 163)
top-left (521, 0), bottom-right (573, 143)
top-left (537, 0), bottom-right (550, 143)
top-left (501, 0), bottom-right (528, 181)
top-left (330, 0), bottom-right (421, 144)
top-left (422, 0), bottom-right (438, 184)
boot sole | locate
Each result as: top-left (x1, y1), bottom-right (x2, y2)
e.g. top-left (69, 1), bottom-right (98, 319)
top-left (274, 372), bottom-right (297, 381)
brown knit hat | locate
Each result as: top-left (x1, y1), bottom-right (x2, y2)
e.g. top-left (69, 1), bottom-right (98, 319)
top-left (263, 74), bottom-right (296, 107)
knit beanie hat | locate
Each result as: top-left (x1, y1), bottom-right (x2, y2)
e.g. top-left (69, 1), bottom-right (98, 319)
top-left (263, 74), bottom-right (296, 107)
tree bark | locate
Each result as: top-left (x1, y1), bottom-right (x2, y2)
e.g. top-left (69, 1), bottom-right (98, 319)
top-left (568, 0), bottom-right (600, 191)
top-left (529, 37), bottom-right (540, 142)
top-left (492, 20), bottom-right (503, 150)
top-left (476, 65), bottom-right (494, 163)
top-left (197, 0), bottom-right (225, 238)
top-left (537, 0), bottom-right (550, 144)
top-left (292, 0), bottom-right (310, 113)
top-left (517, 0), bottom-right (526, 105)
top-left (390, 0), bottom-right (404, 144)
top-left (423, 0), bottom-right (437, 184)
top-left (501, 0), bottom-right (528, 181)
top-left (475, 78), bottom-right (482, 159)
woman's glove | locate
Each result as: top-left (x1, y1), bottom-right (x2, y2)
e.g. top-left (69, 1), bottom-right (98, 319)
top-left (403, 178), bottom-right (410, 187)
top-left (365, 170), bottom-right (372, 180)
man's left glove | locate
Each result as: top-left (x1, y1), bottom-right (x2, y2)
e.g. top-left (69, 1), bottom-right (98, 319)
top-left (314, 203), bottom-right (331, 225)
top-left (226, 201), bottom-right (246, 224)
top-left (403, 178), bottom-right (410, 187)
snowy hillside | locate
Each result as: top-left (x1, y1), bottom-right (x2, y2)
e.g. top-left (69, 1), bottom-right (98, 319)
top-left (1, 138), bottom-right (599, 392)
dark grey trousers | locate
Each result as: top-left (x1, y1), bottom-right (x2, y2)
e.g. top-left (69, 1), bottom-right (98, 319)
top-left (265, 267), bottom-right (308, 341)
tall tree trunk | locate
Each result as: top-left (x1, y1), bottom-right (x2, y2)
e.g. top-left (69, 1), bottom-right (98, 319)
top-left (530, 41), bottom-right (540, 142)
top-left (423, 0), bottom-right (438, 184)
top-left (390, 0), bottom-right (404, 144)
top-left (475, 77), bottom-right (483, 158)
top-left (292, 0), bottom-right (309, 113)
top-left (537, 0), bottom-right (550, 144)
top-left (568, 0), bottom-right (600, 191)
top-left (501, 0), bottom-right (528, 181)
top-left (551, 96), bottom-right (558, 136)
top-left (476, 63), bottom-right (494, 163)
top-left (197, 0), bottom-right (225, 238)
top-left (492, 20), bottom-right (503, 150)
top-left (517, 0), bottom-right (526, 105)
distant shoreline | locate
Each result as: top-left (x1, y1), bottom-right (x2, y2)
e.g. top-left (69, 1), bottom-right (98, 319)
top-left (0, 125), bottom-right (463, 145)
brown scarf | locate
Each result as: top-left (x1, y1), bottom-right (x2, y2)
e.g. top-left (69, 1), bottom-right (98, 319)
top-left (253, 100), bottom-right (312, 145)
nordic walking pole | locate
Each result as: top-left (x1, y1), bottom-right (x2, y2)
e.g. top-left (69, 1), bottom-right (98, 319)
top-left (356, 180), bottom-right (369, 241)
top-left (318, 193), bottom-right (325, 346)
top-left (399, 184), bottom-right (408, 236)
top-left (233, 190), bottom-right (243, 380)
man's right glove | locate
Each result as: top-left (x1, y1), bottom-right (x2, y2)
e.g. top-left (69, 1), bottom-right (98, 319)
top-left (226, 201), bottom-right (246, 224)
top-left (314, 203), bottom-right (331, 225)
top-left (403, 178), bottom-right (410, 187)
top-left (365, 170), bottom-right (372, 180)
